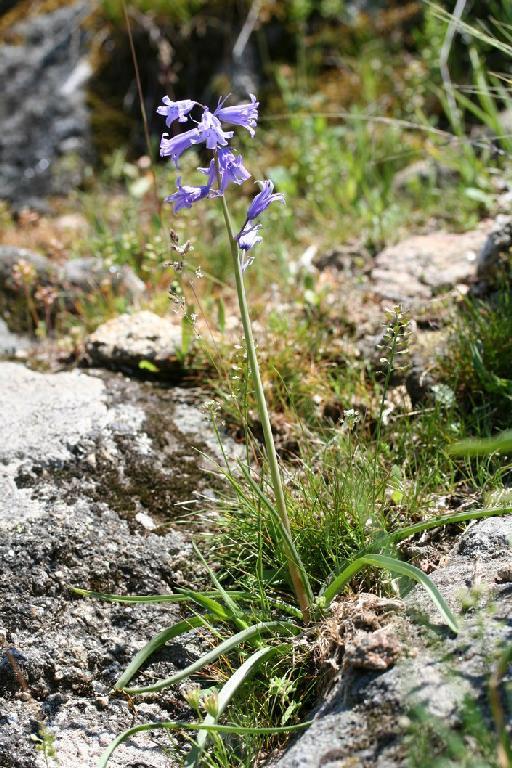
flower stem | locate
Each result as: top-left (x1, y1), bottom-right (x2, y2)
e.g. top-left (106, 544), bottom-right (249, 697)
top-left (219, 194), bottom-right (311, 623)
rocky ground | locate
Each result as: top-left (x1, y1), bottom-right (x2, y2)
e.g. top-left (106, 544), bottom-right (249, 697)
top-left (273, 516), bottom-right (512, 768)
top-left (0, 215), bottom-right (511, 767)
top-left (2, 0), bottom-right (511, 765)
top-left (0, 361), bottom-right (235, 767)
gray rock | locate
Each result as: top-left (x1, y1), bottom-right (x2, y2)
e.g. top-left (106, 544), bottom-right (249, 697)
top-left (392, 159), bottom-right (460, 194)
top-left (0, 246), bottom-right (144, 331)
top-left (85, 311), bottom-right (184, 374)
top-left (0, 362), bottom-right (233, 767)
top-left (60, 257), bottom-right (145, 298)
top-left (0, 362), bottom-right (108, 470)
top-left (0, 247), bottom-right (52, 286)
top-left (372, 226), bottom-right (491, 303)
top-left (476, 214), bottom-right (512, 289)
top-left (0, 2), bottom-right (92, 204)
top-left (272, 516), bottom-right (512, 768)
top-left (0, 318), bottom-right (31, 359)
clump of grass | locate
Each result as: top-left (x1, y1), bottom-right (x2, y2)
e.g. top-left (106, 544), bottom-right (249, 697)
top-left (214, 428), bottom-right (379, 595)
top-left (440, 290), bottom-right (512, 435)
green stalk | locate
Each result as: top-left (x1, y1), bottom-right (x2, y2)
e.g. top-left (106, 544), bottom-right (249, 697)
top-left (219, 193), bottom-right (312, 623)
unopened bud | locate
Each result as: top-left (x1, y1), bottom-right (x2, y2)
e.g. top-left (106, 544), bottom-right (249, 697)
top-left (184, 685), bottom-right (201, 710)
top-left (203, 692), bottom-right (219, 718)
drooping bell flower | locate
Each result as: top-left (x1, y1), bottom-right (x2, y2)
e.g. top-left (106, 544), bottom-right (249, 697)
top-left (237, 221), bottom-right (262, 253)
top-left (165, 177), bottom-right (210, 213)
top-left (195, 109), bottom-right (233, 150)
top-left (157, 97), bottom-right (196, 128)
top-left (160, 128), bottom-right (202, 166)
top-left (199, 147), bottom-right (251, 193)
top-left (214, 94), bottom-right (259, 137)
top-left (246, 180), bottom-right (285, 221)
top-left (234, 180), bottom-right (285, 263)
top-left (237, 222), bottom-right (263, 271)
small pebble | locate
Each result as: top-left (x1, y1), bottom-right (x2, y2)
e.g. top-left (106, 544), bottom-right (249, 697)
top-left (495, 564), bottom-right (512, 583)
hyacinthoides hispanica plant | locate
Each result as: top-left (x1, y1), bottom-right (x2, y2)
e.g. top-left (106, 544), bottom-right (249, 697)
top-left (74, 94), bottom-right (512, 768)
top-left (158, 94), bottom-right (312, 621)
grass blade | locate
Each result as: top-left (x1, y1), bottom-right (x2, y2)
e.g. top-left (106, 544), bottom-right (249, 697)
top-left (321, 554), bottom-right (458, 633)
top-left (192, 542), bottom-right (248, 627)
top-left (185, 643), bottom-right (291, 767)
top-left (98, 718), bottom-right (312, 768)
top-left (115, 615), bottom-right (215, 691)
top-left (427, 2), bottom-right (512, 57)
top-left (121, 620), bottom-right (300, 695)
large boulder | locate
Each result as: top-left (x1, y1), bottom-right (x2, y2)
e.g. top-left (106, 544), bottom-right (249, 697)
top-left (0, 2), bottom-right (92, 205)
top-left (0, 362), bottom-right (233, 767)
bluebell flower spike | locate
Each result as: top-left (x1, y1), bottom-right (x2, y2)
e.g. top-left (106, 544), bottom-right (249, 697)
top-left (157, 94), bottom-right (283, 265)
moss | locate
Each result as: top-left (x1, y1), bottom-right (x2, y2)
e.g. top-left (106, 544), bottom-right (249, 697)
top-left (18, 376), bottom-right (222, 532)
top-left (82, 431), bottom-right (209, 528)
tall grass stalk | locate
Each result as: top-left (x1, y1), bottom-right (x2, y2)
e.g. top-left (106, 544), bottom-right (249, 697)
top-left (121, 0), bottom-right (160, 212)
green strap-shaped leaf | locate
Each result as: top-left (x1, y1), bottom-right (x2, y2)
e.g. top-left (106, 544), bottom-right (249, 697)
top-left (385, 506), bottom-right (512, 548)
top-left (322, 506), bottom-right (512, 592)
top-left (185, 643), bottom-right (291, 767)
top-left (115, 615), bottom-right (216, 691)
top-left (321, 554), bottom-right (458, 633)
top-left (70, 588), bottom-right (248, 605)
top-left (98, 719), bottom-right (312, 768)
top-left (264, 597), bottom-right (303, 620)
top-left (121, 620), bottom-right (300, 695)
top-left (449, 431), bottom-right (512, 457)
top-left (176, 590), bottom-right (231, 621)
